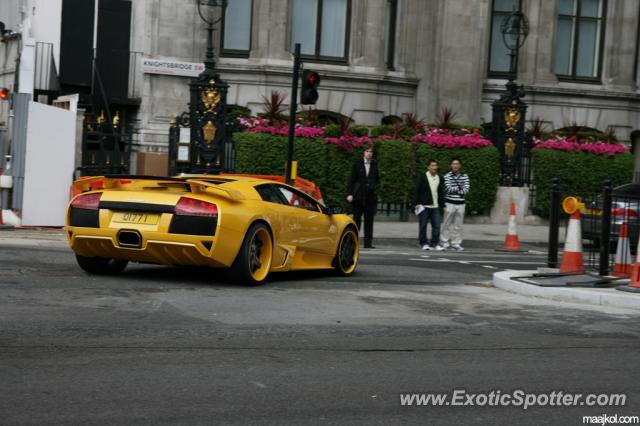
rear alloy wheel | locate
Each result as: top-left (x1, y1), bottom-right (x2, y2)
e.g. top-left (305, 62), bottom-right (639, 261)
top-left (231, 222), bottom-right (273, 286)
top-left (334, 227), bottom-right (359, 276)
top-left (75, 254), bottom-right (128, 275)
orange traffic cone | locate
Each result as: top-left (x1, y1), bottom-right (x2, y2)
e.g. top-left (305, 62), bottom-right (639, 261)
top-left (629, 237), bottom-right (640, 288)
top-left (560, 210), bottom-right (584, 274)
top-left (612, 222), bottom-right (632, 277)
top-left (617, 236), bottom-right (640, 293)
top-left (502, 202), bottom-right (521, 251)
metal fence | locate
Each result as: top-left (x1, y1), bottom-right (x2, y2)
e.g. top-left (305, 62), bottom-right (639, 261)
top-left (547, 178), bottom-right (639, 276)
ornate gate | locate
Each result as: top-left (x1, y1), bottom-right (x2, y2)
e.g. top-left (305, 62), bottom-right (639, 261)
top-left (80, 110), bottom-right (131, 176)
top-left (490, 81), bottom-right (530, 186)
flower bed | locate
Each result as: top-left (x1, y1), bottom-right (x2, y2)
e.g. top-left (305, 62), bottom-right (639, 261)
top-left (413, 128), bottom-right (493, 149)
top-left (532, 135), bottom-right (629, 156)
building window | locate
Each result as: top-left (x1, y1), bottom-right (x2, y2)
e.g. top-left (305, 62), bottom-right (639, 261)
top-left (384, 0), bottom-right (398, 69)
top-left (488, 0), bottom-right (521, 77)
top-left (291, 0), bottom-right (350, 62)
top-left (221, 0), bottom-right (253, 56)
top-left (554, 0), bottom-right (605, 81)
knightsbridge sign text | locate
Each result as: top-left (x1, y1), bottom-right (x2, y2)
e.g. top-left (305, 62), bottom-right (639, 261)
top-left (142, 58), bottom-right (205, 77)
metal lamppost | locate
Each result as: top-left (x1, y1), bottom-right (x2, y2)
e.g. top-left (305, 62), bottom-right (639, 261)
top-left (188, 0), bottom-right (229, 173)
top-left (490, 10), bottom-right (530, 186)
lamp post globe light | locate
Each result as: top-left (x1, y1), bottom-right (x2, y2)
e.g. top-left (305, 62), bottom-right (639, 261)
top-left (197, 0), bottom-right (227, 71)
top-left (500, 10), bottom-right (529, 82)
top-left (186, 0), bottom-right (230, 174)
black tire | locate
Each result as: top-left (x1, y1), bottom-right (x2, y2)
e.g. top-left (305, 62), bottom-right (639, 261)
top-left (229, 222), bottom-right (273, 286)
top-left (333, 226), bottom-right (359, 276)
top-left (75, 254), bottom-right (128, 275)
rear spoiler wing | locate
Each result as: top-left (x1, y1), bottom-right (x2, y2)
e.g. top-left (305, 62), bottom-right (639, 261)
top-left (70, 175), bottom-right (244, 202)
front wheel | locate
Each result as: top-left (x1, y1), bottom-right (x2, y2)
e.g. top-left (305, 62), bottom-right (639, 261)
top-left (75, 255), bottom-right (128, 275)
top-left (230, 222), bottom-right (273, 286)
top-left (334, 227), bottom-right (359, 276)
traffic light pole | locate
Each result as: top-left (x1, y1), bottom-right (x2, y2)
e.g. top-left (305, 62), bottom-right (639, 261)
top-left (286, 43), bottom-right (301, 185)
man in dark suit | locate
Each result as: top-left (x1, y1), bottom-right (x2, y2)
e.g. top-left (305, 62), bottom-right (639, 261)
top-left (346, 145), bottom-right (380, 249)
top-left (411, 159), bottom-right (445, 250)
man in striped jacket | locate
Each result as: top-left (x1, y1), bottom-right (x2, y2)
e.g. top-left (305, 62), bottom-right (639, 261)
top-left (440, 158), bottom-right (470, 251)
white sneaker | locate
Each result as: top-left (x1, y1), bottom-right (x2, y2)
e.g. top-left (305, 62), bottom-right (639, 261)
top-left (440, 243), bottom-right (450, 250)
top-left (451, 244), bottom-right (464, 251)
top-left (421, 244), bottom-right (431, 250)
top-left (433, 245), bottom-right (445, 251)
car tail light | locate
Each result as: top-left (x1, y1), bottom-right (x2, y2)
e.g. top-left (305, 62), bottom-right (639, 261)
top-left (612, 208), bottom-right (638, 218)
top-left (71, 192), bottom-right (102, 210)
top-left (174, 197), bottom-right (218, 216)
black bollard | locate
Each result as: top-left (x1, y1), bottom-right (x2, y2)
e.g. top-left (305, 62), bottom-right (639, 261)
top-left (599, 179), bottom-right (613, 276)
top-left (547, 177), bottom-right (560, 267)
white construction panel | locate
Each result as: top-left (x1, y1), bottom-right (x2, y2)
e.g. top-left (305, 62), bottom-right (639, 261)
top-left (22, 101), bottom-right (76, 226)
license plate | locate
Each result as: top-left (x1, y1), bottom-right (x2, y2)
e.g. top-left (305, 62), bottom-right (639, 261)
top-left (112, 211), bottom-right (159, 225)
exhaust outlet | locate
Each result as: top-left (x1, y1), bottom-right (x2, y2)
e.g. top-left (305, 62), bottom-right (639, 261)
top-left (118, 230), bottom-right (142, 248)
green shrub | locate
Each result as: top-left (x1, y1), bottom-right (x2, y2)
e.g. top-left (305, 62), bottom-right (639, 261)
top-left (234, 132), bottom-right (287, 175)
top-left (370, 125), bottom-right (394, 138)
top-left (295, 136), bottom-right (328, 191)
top-left (376, 138), bottom-right (414, 203)
top-left (414, 143), bottom-right (500, 213)
top-left (323, 124), bottom-right (341, 137)
top-left (349, 126), bottom-right (370, 137)
top-left (324, 145), bottom-right (355, 210)
top-left (532, 150), bottom-right (634, 216)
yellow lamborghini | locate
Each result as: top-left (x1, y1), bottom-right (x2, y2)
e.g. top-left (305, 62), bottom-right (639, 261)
top-left (66, 175), bottom-right (359, 285)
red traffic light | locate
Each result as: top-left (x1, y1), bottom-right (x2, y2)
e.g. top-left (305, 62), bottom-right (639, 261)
top-left (303, 70), bottom-right (320, 88)
top-left (0, 88), bottom-right (8, 100)
top-left (301, 70), bottom-right (320, 105)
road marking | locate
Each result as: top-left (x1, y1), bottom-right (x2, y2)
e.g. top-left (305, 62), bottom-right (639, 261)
top-left (362, 251), bottom-right (547, 257)
top-left (483, 265), bottom-right (498, 269)
top-left (408, 258), bottom-right (544, 265)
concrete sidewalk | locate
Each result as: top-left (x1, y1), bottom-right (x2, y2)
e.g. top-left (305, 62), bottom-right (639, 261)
top-left (0, 221), bottom-right (562, 246)
top-left (373, 221), bottom-right (563, 244)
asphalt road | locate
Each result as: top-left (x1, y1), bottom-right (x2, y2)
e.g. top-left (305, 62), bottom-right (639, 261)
top-left (1, 243), bottom-right (639, 425)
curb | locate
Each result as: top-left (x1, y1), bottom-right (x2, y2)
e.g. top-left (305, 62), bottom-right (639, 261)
top-left (493, 270), bottom-right (640, 310)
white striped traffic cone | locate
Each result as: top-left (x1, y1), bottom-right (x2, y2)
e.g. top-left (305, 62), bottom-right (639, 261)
top-left (502, 202), bottom-right (521, 250)
top-left (613, 222), bottom-right (632, 277)
top-left (560, 210), bottom-right (584, 274)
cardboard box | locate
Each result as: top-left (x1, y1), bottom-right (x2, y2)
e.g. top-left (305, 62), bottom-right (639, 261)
top-left (137, 152), bottom-right (168, 176)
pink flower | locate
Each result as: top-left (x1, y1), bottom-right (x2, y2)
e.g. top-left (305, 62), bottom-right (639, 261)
top-left (411, 133), bottom-right (493, 149)
top-left (532, 136), bottom-right (628, 156)
top-left (245, 125), bottom-right (325, 138)
top-left (323, 135), bottom-right (372, 152)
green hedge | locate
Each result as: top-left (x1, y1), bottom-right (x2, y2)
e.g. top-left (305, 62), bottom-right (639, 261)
top-left (234, 132), bottom-right (501, 213)
top-left (377, 138), bottom-right (414, 203)
top-left (532, 150), bottom-right (634, 216)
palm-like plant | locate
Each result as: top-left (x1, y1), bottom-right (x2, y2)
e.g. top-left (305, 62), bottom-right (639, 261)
top-left (260, 91), bottom-right (288, 125)
top-left (434, 107), bottom-right (458, 130)
top-left (527, 117), bottom-right (547, 138)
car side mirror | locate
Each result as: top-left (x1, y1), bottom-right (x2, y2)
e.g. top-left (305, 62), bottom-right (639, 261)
top-left (326, 206), bottom-right (343, 215)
